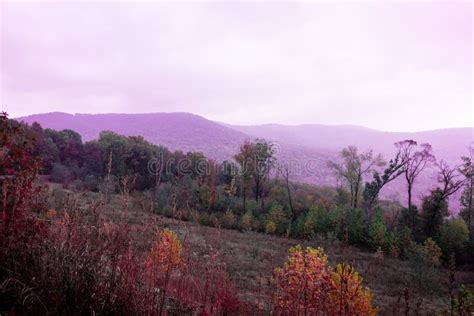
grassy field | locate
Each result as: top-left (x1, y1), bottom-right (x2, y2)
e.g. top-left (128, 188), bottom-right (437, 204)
top-left (50, 187), bottom-right (474, 314)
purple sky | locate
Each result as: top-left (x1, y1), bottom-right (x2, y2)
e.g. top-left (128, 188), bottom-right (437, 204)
top-left (1, 1), bottom-right (472, 131)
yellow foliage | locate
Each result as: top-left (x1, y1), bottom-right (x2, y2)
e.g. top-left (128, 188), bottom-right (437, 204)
top-left (273, 245), bottom-right (331, 314)
top-left (45, 208), bottom-right (57, 219)
top-left (422, 238), bottom-right (442, 267)
top-left (147, 229), bottom-right (183, 276)
top-left (265, 221), bottom-right (277, 234)
top-left (329, 264), bottom-right (378, 316)
top-left (273, 245), bottom-right (378, 315)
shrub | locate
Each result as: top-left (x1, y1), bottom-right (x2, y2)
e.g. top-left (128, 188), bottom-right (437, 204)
top-left (265, 203), bottom-right (290, 235)
top-left (198, 212), bottom-right (212, 226)
top-left (146, 229), bottom-right (183, 314)
top-left (0, 114), bottom-right (245, 314)
top-left (302, 206), bottom-right (318, 237)
top-left (266, 221), bottom-right (277, 234)
top-left (345, 208), bottom-right (367, 246)
top-left (273, 245), bottom-right (331, 314)
top-left (51, 163), bottom-right (74, 184)
top-left (406, 239), bottom-right (442, 292)
top-left (221, 209), bottom-right (237, 229)
top-left (422, 238), bottom-right (443, 267)
top-left (438, 219), bottom-right (469, 260)
top-left (240, 210), bottom-right (253, 231)
top-left (329, 264), bottom-right (378, 315)
top-left (272, 245), bottom-right (377, 315)
top-left (368, 211), bottom-right (387, 250)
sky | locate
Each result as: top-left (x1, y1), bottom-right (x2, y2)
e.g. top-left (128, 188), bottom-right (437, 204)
top-left (0, 1), bottom-right (472, 132)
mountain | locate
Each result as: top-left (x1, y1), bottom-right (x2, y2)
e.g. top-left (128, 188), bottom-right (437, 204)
top-left (16, 112), bottom-right (473, 210)
top-left (229, 123), bottom-right (473, 210)
top-left (229, 123), bottom-right (473, 164)
top-left (16, 112), bottom-right (250, 161)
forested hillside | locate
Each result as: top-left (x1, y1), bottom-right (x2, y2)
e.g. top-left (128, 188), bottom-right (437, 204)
top-left (2, 112), bottom-right (474, 314)
top-left (17, 112), bottom-right (474, 210)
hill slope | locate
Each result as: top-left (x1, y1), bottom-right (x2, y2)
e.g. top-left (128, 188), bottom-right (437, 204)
top-left (16, 112), bottom-right (473, 210)
top-left (17, 112), bottom-right (250, 161)
top-left (229, 123), bottom-right (473, 164)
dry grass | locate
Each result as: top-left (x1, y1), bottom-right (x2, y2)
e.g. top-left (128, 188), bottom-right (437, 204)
top-left (52, 188), bottom-right (474, 314)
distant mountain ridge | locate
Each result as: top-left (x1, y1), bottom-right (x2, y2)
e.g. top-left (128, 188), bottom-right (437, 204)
top-left (16, 112), bottom-right (473, 211)
top-left (228, 123), bottom-right (473, 162)
top-left (17, 112), bottom-right (250, 161)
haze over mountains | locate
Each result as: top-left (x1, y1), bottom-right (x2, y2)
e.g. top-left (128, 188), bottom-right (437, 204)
top-left (16, 112), bottom-right (473, 211)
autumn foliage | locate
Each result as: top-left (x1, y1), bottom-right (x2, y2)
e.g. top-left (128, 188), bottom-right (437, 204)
top-left (0, 113), bottom-right (244, 315)
top-left (147, 229), bottom-right (183, 278)
top-left (329, 264), bottom-right (377, 315)
top-left (273, 245), bottom-right (377, 315)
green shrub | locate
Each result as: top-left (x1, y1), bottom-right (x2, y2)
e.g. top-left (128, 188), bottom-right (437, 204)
top-left (345, 208), bottom-right (367, 246)
top-left (265, 203), bottom-right (290, 235)
top-left (240, 210), bottom-right (253, 231)
top-left (221, 209), bottom-right (237, 229)
top-left (406, 239), bottom-right (442, 291)
top-left (438, 219), bottom-right (469, 260)
top-left (368, 211), bottom-right (387, 250)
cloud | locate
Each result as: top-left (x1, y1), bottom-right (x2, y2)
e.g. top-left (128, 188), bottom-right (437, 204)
top-left (1, 1), bottom-right (472, 131)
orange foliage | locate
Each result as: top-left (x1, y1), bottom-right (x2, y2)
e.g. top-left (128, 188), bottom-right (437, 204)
top-left (146, 229), bottom-right (183, 278)
top-left (273, 245), bottom-right (377, 315)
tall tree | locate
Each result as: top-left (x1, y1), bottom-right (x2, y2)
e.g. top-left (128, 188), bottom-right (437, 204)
top-left (252, 139), bottom-right (276, 210)
top-left (279, 163), bottom-right (295, 222)
top-left (396, 140), bottom-right (435, 210)
top-left (459, 146), bottom-right (474, 237)
top-left (234, 141), bottom-right (255, 212)
top-left (363, 148), bottom-right (407, 220)
top-left (329, 146), bottom-right (384, 210)
top-left (422, 161), bottom-right (466, 238)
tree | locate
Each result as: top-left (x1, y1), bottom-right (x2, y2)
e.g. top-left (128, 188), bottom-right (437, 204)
top-left (252, 139), bottom-right (276, 210)
top-left (363, 147), bottom-right (407, 220)
top-left (0, 112), bottom-right (41, 226)
top-left (273, 245), bottom-right (377, 315)
top-left (82, 141), bottom-right (103, 177)
top-left (29, 122), bottom-right (59, 174)
top-left (272, 245), bottom-right (331, 314)
top-left (439, 219), bottom-right (469, 259)
top-left (146, 229), bottom-right (183, 316)
top-left (329, 146), bottom-right (384, 210)
top-left (459, 146), bottom-right (474, 237)
top-left (97, 131), bottom-right (128, 178)
top-left (421, 188), bottom-right (449, 239)
top-left (396, 140), bottom-right (435, 210)
top-left (437, 160), bottom-right (466, 201)
top-left (207, 160), bottom-right (218, 210)
top-left (329, 264), bottom-right (378, 315)
top-left (234, 141), bottom-right (255, 212)
top-left (367, 210), bottom-right (387, 250)
top-left (279, 163), bottom-right (295, 222)
top-left (421, 161), bottom-right (465, 238)
top-left (398, 206), bottom-right (422, 241)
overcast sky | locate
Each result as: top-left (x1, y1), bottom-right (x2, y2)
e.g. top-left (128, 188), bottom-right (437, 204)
top-left (1, 1), bottom-right (472, 131)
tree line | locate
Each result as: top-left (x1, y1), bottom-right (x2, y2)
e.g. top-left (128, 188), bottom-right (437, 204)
top-left (6, 116), bottom-right (474, 265)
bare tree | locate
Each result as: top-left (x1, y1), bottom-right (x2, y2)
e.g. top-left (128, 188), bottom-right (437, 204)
top-left (396, 140), bottom-right (435, 210)
top-left (422, 161), bottom-right (466, 238)
top-left (329, 146), bottom-right (384, 210)
top-left (437, 160), bottom-right (466, 201)
top-left (279, 163), bottom-right (295, 222)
